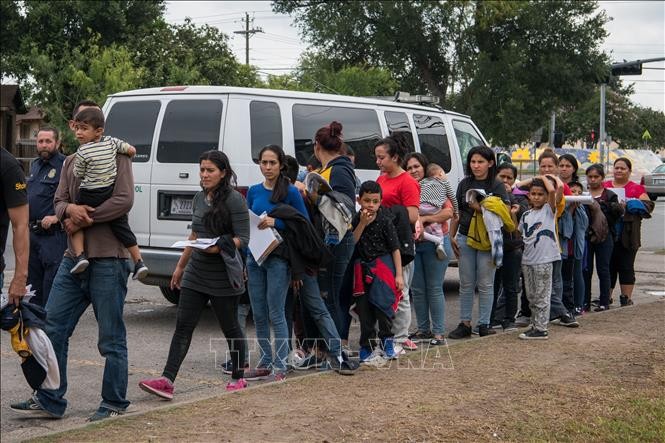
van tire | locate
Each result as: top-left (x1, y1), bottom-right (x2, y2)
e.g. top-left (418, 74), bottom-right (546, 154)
top-left (648, 193), bottom-right (658, 201)
top-left (160, 286), bottom-right (180, 304)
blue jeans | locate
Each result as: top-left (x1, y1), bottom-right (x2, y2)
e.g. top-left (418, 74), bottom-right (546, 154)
top-left (457, 234), bottom-right (496, 325)
top-left (318, 232), bottom-right (355, 335)
top-left (299, 273), bottom-right (342, 356)
top-left (573, 257), bottom-right (585, 309)
top-left (411, 237), bottom-right (452, 335)
top-left (246, 254), bottom-right (290, 373)
top-left (35, 257), bottom-right (131, 417)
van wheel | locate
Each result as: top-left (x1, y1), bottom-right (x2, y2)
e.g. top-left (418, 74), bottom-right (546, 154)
top-left (648, 193), bottom-right (658, 201)
top-left (159, 286), bottom-right (180, 304)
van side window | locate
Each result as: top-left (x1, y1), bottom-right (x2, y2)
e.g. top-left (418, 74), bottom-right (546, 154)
top-left (453, 120), bottom-right (484, 164)
top-left (157, 100), bottom-right (223, 163)
top-left (250, 101), bottom-right (282, 164)
top-left (293, 104), bottom-right (381, 170)
top-left (105, 101), bottom-right (161, 163)
top-left (413, 114), bottom-right (451, 172)
top-left (384, 111), bottom-right (415, 152)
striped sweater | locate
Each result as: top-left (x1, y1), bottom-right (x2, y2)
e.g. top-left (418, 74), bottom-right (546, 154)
top-left (74, 136), bottom-right (131, 189)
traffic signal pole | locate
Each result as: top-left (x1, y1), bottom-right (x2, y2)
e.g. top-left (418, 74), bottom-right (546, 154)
top-left (600, 57), bottom-right (665, 173)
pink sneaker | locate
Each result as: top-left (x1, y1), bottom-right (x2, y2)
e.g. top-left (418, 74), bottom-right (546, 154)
top-left (139, 376), bottom-right (174, 400)
top-left (225, 378), bottom-right (248, 392)
top-left (402, 338), bottom-right (419, 351)
top-left (274, 372), bottom-right (287, 382)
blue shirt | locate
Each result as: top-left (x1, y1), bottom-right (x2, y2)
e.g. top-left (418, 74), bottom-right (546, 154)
top-left (27, 152), bottom-right (66, 221)
top-left (246, 183), bottom-right (309, 230)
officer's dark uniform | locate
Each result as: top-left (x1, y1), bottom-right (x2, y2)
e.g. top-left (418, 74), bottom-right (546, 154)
top-left (27, 151), bottom-right (67, 307)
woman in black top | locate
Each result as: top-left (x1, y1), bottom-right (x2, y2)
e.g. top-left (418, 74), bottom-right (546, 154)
top-left (449, 146), bottom-right (509, 339)
top-left (139, 151), bottom-right (250, 398)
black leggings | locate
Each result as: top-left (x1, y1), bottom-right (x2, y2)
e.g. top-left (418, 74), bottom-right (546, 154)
top-left (163, 287), bottom-right (246, 381)
top-left (610, 241), bottom-right (637, 287)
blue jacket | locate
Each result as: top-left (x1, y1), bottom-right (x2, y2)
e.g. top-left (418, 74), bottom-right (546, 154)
top-left (559, 204), bottom-right (589, 260)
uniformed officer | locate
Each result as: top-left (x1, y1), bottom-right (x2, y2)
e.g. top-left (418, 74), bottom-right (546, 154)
top-left (26, 126), bottom-right (67, 306)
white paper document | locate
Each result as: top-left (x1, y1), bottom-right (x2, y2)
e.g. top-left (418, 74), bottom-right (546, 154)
top-left (248, 210), bottom-right (282, 265)
top-left (608, 187), bottom-right (626, 203)
top-left (171, 237), bottom-right (219, 250)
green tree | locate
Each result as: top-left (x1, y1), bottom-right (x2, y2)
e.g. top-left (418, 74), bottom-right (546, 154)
top-left (275, 0), bottom-right (610, 146)
top-left (29, 38), bottom-right (144, 152)
top-left (274, 1), bottom-right (461, 100)
top-left (294, 53), bottom-right (398, 96)
top-left (453, 1), bottom-right (609, 145)
top-left (136, 19), bottom-right (261, 88)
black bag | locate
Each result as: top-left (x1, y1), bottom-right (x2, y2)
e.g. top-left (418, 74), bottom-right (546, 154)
top-left (388, 205), bottom-right (415, 266)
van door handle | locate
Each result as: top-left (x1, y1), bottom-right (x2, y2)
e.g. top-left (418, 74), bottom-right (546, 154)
top-left (179, 172), bottom-right (189, 179)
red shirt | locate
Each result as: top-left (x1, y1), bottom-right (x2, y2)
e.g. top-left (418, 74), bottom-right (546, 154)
top-left (562, 182), bottom-right (572, 196)
top-left (376, 171), bottom-right (420, 209)
top-left (603, 180), bottom-right (646, 199)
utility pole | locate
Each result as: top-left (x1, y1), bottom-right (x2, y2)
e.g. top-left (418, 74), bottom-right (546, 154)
top-left (599, 83), bottom-right (606, 166)
top-left (549, 111), bottom-right (556, 149)
top-left (234, 12), bottom-right (263, 66)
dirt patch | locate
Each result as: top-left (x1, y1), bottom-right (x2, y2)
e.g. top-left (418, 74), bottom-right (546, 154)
top-left (32, 301), bottom-right (665, 442)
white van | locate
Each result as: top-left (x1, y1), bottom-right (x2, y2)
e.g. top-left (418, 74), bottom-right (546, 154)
top-left (102, 86), bottom-right (488, 303)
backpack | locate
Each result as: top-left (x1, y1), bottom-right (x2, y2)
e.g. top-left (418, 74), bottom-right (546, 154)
top-left (388, 205), bottom-right (415, 266)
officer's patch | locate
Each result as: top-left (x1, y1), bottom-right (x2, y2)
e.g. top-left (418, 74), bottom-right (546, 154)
top-left (48, 168), bottom-right (56, 178)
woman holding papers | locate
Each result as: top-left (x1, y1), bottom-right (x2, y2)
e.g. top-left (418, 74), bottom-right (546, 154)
top-left (246, 145), bottom-right (310, 381)
top-left (603, 158), bottom-right (653, 307)
top-left (139, 151), bottom-right (250, 398)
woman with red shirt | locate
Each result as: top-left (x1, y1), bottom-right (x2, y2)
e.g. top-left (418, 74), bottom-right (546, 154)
top-left (374, 134), bottom-right (420, 352)
top-left (603, 157), bottom-right (653, 306)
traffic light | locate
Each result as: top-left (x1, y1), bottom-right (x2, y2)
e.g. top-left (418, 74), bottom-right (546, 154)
top-left (611, 62), bottom-right (642, 76)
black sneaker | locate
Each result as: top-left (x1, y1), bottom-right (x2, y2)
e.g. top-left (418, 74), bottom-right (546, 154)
top-left (132, 260), bottom-right (149, 280)
top-left (10, 398), bottom-right (55, 418)
top-left (619, 294), bottom-right (633, 307)
top-left (326, 354), bottom-right (357, 376)
top-left (448, 323), bottom-right (472, 339)
top-left (519, 328), bottom-right (549, 340)
top-left (502, 320), bottom-right (518, 332)
top-left (553, 313), bottom-right (580, 328)
top-left (221, 360), bottom-right (233, 375)
top-left (594, 305), bottom-right (610, 312)
top-left (478, 324), bottom-right (497, 337)
top-left (70, 254), bottom-right (89, 274)
top-left (88, 406), bottom-right (124, 422)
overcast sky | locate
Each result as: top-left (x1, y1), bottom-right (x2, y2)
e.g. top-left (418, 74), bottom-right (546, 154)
top-left (165, 1), bottom-right (664, 112)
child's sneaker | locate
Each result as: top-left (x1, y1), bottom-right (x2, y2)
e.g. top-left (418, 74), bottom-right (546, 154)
top-left (360, 350), bottom-right (387, 367)
top-left (381, 337), bottom-right (398, 360)
top-left (359, 346), bottom-right (373, 362)
top-left (435, 243), bottom-right (448, 260)
top-left (70, 254), bottom-right (89, 274)
top-left (273, 372), bottom-right (287, 382)
top-left (225, 378), bottom-right (248, 391)
top-left (518, 328), bottom-right (549, 340)
top-left (132, 260), bottom-right (149, 280)
top-left (138, 376), bottom-right (174, 400)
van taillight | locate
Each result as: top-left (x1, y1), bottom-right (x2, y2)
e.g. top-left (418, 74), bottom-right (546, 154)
top-left (640, 176), bottom-right (645, 185)
top-left (161, 86), bottom-right (188, 92)
top-left (236, 186), bottom-right (248, 197)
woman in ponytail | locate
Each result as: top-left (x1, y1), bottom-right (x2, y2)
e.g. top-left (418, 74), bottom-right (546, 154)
top-left (374, 133), bottom-right (421, 352)
top-left (245, 144), bottom-right (310, 381)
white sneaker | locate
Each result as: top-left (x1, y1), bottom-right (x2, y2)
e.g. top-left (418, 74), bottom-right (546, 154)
top-left (393, 343), bottom-right (406, 356)
top-left (435, 243), bottom-right (447, 260)
top-left (360, 350), bottom-right (387, 367)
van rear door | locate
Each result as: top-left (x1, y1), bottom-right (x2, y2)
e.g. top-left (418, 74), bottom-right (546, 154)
top-left (104, 99), bottom-right (162, 247)
top-left (149, 96), bottom-right (227, 247)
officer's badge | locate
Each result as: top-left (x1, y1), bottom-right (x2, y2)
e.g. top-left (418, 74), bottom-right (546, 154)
top-left (48, 168), bottom-right (56, 178)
